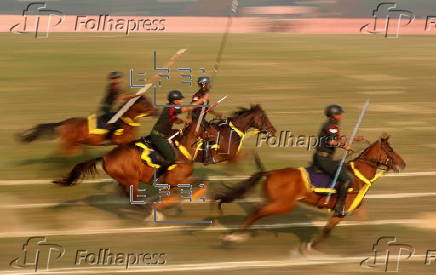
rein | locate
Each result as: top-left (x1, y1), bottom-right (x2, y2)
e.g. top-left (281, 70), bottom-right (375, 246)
top-left (120, 116), bottom-right (141, 127)
top-left (346, 162), bottom-right (386, 212)
top-left (229, 121), bottom-right (260, 152)
top-left (345, 142), bottom-right (394, 212)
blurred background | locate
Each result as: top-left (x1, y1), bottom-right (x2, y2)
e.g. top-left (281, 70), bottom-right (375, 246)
top-left (1, 0), bottom-right (436, 274)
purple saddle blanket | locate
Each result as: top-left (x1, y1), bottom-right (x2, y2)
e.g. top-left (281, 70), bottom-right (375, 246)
top-left (305, 166), bottom-right (332, 190)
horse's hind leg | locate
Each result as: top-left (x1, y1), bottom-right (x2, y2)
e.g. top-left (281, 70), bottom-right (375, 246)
top-left (116, 183), bottom-right (130, 198)
top-left (222, 200), bottom-right (297, 243)
top-left (116, 179), bottom-right (141, 203)
top-left (242, 200), bottom-right (296, 232)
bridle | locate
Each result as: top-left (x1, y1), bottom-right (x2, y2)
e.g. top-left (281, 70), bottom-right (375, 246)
top-left (251, 110), bottom-right (274, 136)
top-left (354, 141), bottom-right (396, 171)
top-left (129, 97), bottom-right (156, 118)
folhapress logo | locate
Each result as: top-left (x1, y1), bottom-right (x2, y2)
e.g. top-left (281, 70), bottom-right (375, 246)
top-left (360, 236), bottom-right (415, 272)
top-left (360, 2), bottom-right (415, 38)
top-left (9, 2), bottom-right (64, 38)
top-left (9, 237), bottom-right (65, 272)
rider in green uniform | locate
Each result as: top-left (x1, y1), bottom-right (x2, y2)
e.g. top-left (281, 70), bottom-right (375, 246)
top-left (188, 77), bottom-right (222, 165)
top-left (150, 90), bottom-right (208, 179)
top-left (313, 104), bottom-right (363, 217)
top-left (98, 72), bottom-right (137, 134)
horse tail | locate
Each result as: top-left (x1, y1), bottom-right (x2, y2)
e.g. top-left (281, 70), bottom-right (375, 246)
top-left (17, 123), bottom-right (61, 143)
top-left (53, 157), bottom-right (103, 186)
top-left (214, 154), bottom-right (266, 210)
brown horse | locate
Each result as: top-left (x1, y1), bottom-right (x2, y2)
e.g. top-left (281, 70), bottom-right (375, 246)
top-left (191, 105), bottom-right (276, 164)
top-left (53, 104), bottom-right (276, 218)
top-left (214, 134), bottom-right (406, 251)
top-left (18, 96), bottom-right (158, 154)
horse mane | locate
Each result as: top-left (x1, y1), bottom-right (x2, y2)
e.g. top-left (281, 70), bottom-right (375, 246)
top-left (351, 139), bottom-right (379, 162)
top-left (115, 95), bottom-right (148, 112)
top-left (231, 104), bottom-right (262, 117)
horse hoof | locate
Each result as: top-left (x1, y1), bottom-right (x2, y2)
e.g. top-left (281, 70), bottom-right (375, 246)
top-left (297, 241), bottom-right (313, 256)
top-left (306, 241), bottom-right (313, 251)
top-left (144, 210), bottom-right (166, 222)
top-left (298, 241), bottom-right (324, 257)
top-left (220, 233), bottom-right (248, 243)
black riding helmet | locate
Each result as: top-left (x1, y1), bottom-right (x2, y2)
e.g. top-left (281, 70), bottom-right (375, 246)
top-left (168, 90), bottom-right (184, 101)
top-left (197, 76), bottom-right (210, 86)
top-left (325, 104), bottom-right (344, 117)
top-left (108, 71), bottom-right (123, 79)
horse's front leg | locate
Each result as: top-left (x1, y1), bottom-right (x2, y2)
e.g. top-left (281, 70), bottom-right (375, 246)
top-left (307, 215), bottom-right (343, 250)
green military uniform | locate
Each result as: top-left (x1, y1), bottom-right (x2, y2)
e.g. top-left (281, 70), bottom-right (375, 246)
top-left (313, 104), bottom-right (352, 217)
top-left (313, 118), bottom-right (352, 183)
top-left (99, 83), bottom-right (121, 118)
top-left (191, 90), bottom-right (209, 121)
top-left (192, 76), bottom-right (213, 165)
top-left (98, 72), bottom-right (125, 134)
top-left (149, 90), bottom-right (185, 179)
top-left (150, 106), bottom-right (181, 168)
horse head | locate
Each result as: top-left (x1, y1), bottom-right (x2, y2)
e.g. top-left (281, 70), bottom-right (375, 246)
top-left (358, 133), bottom-right (406, 173)
top-left (232, 105), bottom-right (276, 136)
top-left (130, 95), bottom-right (159, 118)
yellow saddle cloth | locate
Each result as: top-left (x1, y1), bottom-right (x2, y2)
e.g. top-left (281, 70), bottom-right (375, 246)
top-left (134, 141), bottom-right (178, 170)
top-left (298, 167), bottom-right (354, 194)
top-left (87, 114), bottom-right (123, 136)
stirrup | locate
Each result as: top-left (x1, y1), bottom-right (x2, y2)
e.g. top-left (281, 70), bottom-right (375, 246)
top-left (333, 209), bottom-right (351, 217)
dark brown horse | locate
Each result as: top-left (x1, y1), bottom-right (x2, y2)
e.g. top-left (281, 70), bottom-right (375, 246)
top-left (214, 134), bottom-right (406, 251)
top-left (191, 105), bottom-right (276, 164)
top-left (53, 105), bottom-right (276, 218)
top-left (18, 96), bottom-right (158, 154)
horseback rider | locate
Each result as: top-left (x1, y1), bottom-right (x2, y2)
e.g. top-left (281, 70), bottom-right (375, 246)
top-left (150, 90), bottom-right (208, 180)
top-left (189, 76), bottom-right (222, 165)
top-left (313, 104), bottom-right (363, 217)
top-left (98, 72), bottom-right (137, 135)
top-left (189, 76), bottom-right (222, 121)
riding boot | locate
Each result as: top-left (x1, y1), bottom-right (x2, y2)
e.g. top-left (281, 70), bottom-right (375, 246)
top-left (105, 122), bottom-right (119, 142)
top-left (333, 180), bottom-right (351, 217)
top-left (204, 140), bottom-right (212, 166)
top-left (150, 165), bottom-right (169, 184)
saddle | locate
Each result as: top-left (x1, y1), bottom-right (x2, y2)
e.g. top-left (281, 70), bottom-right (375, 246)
top-left (134, 136), bottom-right (168, 169)
top-left (87, 114), bottom-right (123, 136)
top-left (299, 166), bottom-right (354, 196)
top-left (133, 136), bottom-right (193, 169)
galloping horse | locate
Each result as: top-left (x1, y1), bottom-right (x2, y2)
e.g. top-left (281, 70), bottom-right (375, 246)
top-left (18, 96), bottom-right (158, 153)
top-left (191, 105), bottom-right (276, 164)
top-left (215, 134), bottom-right (405, 250)
top-left (53, 105), bottom-right (276, 216)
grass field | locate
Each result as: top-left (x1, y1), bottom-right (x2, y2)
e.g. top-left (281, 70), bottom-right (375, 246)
top-left (1, 33), bottom-right (436, 274)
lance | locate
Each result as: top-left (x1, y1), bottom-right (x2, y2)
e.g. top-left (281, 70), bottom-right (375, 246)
top-left (212, 0), bottom-right (238, 75)
top-left (168, 129), bottom-right (183, 142)
top-left (205, 95), bottom-right (228, 114)
top-left (324, 99), bottom-right (370, 205)
top-left (195, 96), bottom-right (228, 133)
top-left (108, 48), bottom-right (187, 124)
top-left (195, 0), bottom-right (238, 132)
